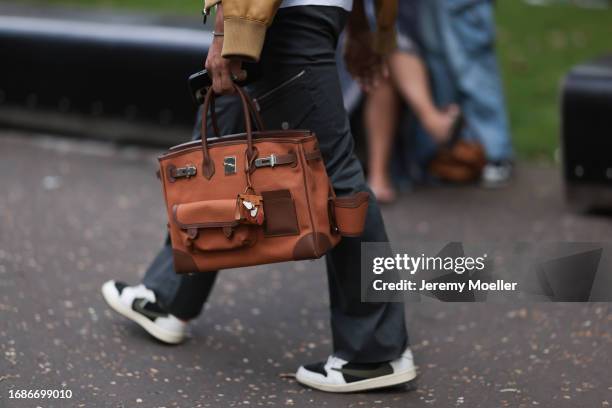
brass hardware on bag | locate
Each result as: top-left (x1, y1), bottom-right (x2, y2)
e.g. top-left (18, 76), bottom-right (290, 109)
top-left (224, 156), bottom-right (237, 175)
top-left (255, 154), bottom-right (277, 168)
top-left (173, 165), bottom-right (197, 179)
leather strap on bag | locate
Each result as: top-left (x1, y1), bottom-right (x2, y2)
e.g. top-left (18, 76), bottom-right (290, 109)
top-left (305, 149), bottom-right (322, 162)
top-left (253, 149), bottom-right (321, 169)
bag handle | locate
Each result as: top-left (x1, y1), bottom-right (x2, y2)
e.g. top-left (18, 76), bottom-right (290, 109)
top-left (200, 85), bottom-right (265, 179)
top-left (236, 86), bottom-right (265, 132)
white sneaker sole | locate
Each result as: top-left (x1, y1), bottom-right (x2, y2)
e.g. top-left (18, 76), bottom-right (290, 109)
top-left (101, 281), bottom-right (185, 345)
top-left (296, 367), bottom-right (417, 393)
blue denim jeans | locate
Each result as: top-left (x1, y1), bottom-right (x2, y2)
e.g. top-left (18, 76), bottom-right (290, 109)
top-left (418, 0), bottom-right (513, 162)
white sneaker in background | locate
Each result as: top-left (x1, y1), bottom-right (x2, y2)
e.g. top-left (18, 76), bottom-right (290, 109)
top-left (481, 161), bottom-right (513, 188)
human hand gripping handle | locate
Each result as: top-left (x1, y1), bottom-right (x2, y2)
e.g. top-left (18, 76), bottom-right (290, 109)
top-left (205, 4), bottom-right (247, 95)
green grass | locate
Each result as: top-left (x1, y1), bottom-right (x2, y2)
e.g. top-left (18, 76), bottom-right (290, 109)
top-left (24, 0), bottom-right (612, 159)
top-left (496, 1), bottom-right (612, 159)
top-left (28, 0), bottom-right (200, 13)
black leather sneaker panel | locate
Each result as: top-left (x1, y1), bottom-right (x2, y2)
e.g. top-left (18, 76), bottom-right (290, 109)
top-left (303, 362), bottom-right (327, 377)
top-left (332, 362), bottom-right (394, 383)
top-left (131, 299), bottom-right (168, 321)
top-left (115, 281), bottom-right (128, 294)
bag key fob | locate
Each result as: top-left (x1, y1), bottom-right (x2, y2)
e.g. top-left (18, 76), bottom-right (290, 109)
top-left (236, 194), bottom-right (264, 225)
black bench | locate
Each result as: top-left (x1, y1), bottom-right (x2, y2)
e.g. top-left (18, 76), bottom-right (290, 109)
top-left (0, 8), bottom-right (209, 146)
top-left (561, 55), bottom-right (612, 211)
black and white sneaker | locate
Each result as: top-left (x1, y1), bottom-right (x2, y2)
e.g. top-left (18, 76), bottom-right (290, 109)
top-left (101, 280), bottom-right (187, 344)
top-left (296, 348), bottom-right (416, 393)
top-left (481, 160), bottom-right (513, 188)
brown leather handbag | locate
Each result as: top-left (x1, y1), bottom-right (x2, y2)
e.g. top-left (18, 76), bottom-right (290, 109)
top-left (158, 86), bottom-right (369, 273)
top-left (429, 140), bottom-right (487, 183)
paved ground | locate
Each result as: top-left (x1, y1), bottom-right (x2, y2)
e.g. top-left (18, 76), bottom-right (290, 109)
top-left (0, 131), bottom-right (611, 408)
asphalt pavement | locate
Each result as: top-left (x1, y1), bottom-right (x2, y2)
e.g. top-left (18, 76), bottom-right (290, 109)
top-left (0, 132), bottom-right (610, 408)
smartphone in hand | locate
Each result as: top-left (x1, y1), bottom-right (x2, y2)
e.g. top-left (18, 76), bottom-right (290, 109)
top-left (188, 69), bottom-right (213, 105)
top-left (188, 64), bottom-right (261, 104)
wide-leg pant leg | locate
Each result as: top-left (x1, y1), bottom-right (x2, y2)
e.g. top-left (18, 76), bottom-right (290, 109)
top-left (305, 64), bottom-right (409, 363)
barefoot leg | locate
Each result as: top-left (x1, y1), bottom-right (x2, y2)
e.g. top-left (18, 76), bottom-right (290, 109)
top-left (365, 78), bottom-right (399, 203)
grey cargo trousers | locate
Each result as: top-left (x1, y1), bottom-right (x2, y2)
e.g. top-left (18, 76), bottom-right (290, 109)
top-left (143, 5), bottom-right (408, 363)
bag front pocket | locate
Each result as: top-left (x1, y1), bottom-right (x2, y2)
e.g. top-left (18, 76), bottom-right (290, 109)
top-left (173, 200), bottom-right (257, 252)
top-left (261, 190), bottom-right (300, 237)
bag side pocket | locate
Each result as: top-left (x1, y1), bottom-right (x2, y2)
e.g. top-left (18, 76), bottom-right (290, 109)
top-left (333, 192), bottom-right (370, 237)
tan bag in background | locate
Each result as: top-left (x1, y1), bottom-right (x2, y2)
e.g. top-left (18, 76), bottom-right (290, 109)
top-left (157, 86), bottom-right (369, 273)
top-left (429, 140), bottom-right (487, 183)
